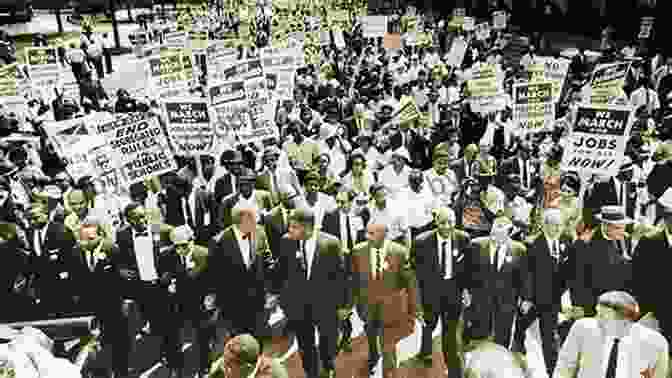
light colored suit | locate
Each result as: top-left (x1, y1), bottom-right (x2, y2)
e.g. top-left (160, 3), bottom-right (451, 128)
top-left (554, 318), bottom-right (669, 378)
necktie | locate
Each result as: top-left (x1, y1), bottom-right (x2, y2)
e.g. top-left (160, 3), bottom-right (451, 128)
top-left (243, 233), bottom-right (252, 267)
top-left (345, 214), bottom-right (353, 250)
top-left (375, 248), bottom-right (382, 279)
top-left (606, 338), bottom-right (620, 378)
top-left (440, 241), bottom-right (448, 278)
top-left (184, 197), bottom-right (195, 228)
top-left (86, 251), bottom-right (94, 271)
top-left (522, 160), bottom-right (529, 189)
top-left (271, 172), bottom-right (278, 194)
top-left (301, 241), bottom-right (308, 278)
top-left (494, 244), bottom-right (500, 271)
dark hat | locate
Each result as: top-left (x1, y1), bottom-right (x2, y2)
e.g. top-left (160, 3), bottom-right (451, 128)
top-left (595, 206), bottom-right (633, 224)
top-left (220, 149), bottom-right (244, 164)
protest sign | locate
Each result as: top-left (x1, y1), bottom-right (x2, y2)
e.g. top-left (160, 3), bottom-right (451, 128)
top-left (560, 105), bottom-right (633, 176)
top-left (475, 23), bottom-right (491, 41)
top-left (261, 47), bottom-right (297, 99)
top-left (0, 63), bottom-right (17, 97)
top-left (513, 81), bottom-right (555, 131)
top-left (164, 31), bottom-right (188, 48)
top-left (588, 61), bottom-right (631, 105)
top-left (243, 76), bottom-right (278, 143)
top-left (638, 16), bottom-right (654, 39)
top-left (206, 42), bottom-right (239, 84)
top-left (527, 57), bottom-right (570, 103)
top-left (468, 64), bottom-right (500, 98)
top-left (492, 11), bottom-right (507, 30)
top-left (445, 36), bottom-right (468, 68)
top-left (363, 16), bottom-right (387, 38)
top-left (209, 79), bottom-right (249, 145)
top-left (25, 47), bottom-right (61, 99)
top-left (146, 49), bottom-right (194, 99)
top-left (163, 100), bottom-right (214, 155)
top-left (463, 17), bottom-right (475, 31)
top-left (220, 58), bottom-right (263, 81)
top-left (43, 114), bottom-right (109, 182)
top-left (94, 112), bottom-right (177, 186)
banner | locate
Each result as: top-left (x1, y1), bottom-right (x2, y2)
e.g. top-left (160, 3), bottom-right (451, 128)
top-left (43, 114), bottom-right (109, 182)
top-left (261, 47), bottom-right (297, 99)
top-left (0, 63), bottom-right (17, 97)
top-left (206, 42), bottom-right (239, 84)
top-left (526, 57), bottom-right (570, 103)
top-left (220, 58), bottom-right (263, 81)
top-left (94, 112), bottom-right (177, 186)
top-left (146, 49), bottom-right (195, 99)
top-left (560, 105), bottom-right (633, 176)
top-left (25, 47), bottom-right (61, 99)
top-left (493, 11), bottom-right (507, 30)
top-left (588, 61), bottom-right (631, 105)
top-left (445, 36), bottom-right (468, 68)
top-left (513, 81), bottom-right (555, 131)
top-left (468, 64), bottom-right (505, 114)
top-left (163, 100), bottom-right (214, 155)
top-left (164, 31), bottom-right (188, 49)
top-left (363, 16), bottom-right (387, 38)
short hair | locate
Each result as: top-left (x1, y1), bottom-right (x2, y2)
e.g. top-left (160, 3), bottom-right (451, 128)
top-left (288, 207), bottom-right (315, 227)
top-left (123, 202), bottom-right (144, 219)
top-left (369, 183), bottom-right (386, 197)
top-left (597, 291), bottom-right (640, 320)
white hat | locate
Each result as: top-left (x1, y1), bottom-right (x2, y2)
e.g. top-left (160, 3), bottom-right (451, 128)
top-left (171, 225), bottom-right (194, 244)
top-left (657, 187), bottom-right (672, 214)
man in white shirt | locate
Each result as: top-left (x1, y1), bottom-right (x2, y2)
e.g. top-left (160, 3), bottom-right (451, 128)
top-left (65, 43), bottom-right (87, 82)
top-left (101, 32), bottom-right (114, 74)
top-left (554, 291), bottom-right (669, 378)
top-left (630, 78), bottom-right (660, 117)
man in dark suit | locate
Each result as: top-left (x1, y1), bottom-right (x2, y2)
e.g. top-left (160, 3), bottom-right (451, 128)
top-left (321, 190), bottom-right (366, 252)
top-left (512, 208), bottom-right (571, 376)
top-left (632, 194), bottom-right (672, 347)
top-left (464, 215), bottom-right (531, 348)
top-left (112, 202), bottom-right (183, 378)
top-left (498, 141), bottom-right (539, 192)
top-left (207, 207), bottom-right (273, 345)
top-left (388, 123), bottom-right (432, 170)
top-left (163, 225), bottom-right (216, 378)
top-left (256, 145), bottom-right (302, 206)
top-left (26, 203), bottom-right (75, 317)
top-left (413, 207), bottom-right (470, 378)
top-left (571, 206), bottom-right (633, 319)
top-left (213, 149), bottom-right (245, 204)
top-left (449, 143), bottom-right (479, 186)
top-left (277, 208), bottom-right (349, 378)
top-left (164, 174), bottom-right (213, 245)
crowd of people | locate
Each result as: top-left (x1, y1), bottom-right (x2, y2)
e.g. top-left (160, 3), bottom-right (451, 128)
top-left (2, 2), bottom-right (672, 378)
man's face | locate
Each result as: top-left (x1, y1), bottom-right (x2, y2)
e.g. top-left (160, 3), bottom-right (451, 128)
top-left (175, 241), bottom-right (192, 256)
top-left (127, 207), bottom-right (148, 229)
top-left (436, 214), bottom-right (455, 239)
top-left (433, 156), bottom-right (449, 175)
top-left (366, 223), bottom-right (386, 243)
top-left (543, 220), bottom-right (563, 240)
top-left (305, 179), bottom-right (319, 194)
top-left (30, 207), bottom-right (48, 227)
top-left (287, 221), bottom-right (307, 240)
top-left (336, 194), bottom-right (352, 213)
top-left (352, 158), bottom-right (365, 175)
top-left (69, 196), bottom-right (88, 216)
top-left (229, 162), bottom-right (243, 176)
top-left (263, 155), bottom-right (278, 170)
top-left (465, 149), bottom-right (477, 161)
top-left (239, 181), bottom-right (254, 197)
top-left (603, 223), bottom-right (626, 240)
top-left (0, 188), bottom-right (8, 207)
top-left (373, 189), bottom-right (386, 208)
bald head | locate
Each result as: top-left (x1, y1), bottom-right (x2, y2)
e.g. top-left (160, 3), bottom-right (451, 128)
top-left (366, 223), bottom-right (386, 243)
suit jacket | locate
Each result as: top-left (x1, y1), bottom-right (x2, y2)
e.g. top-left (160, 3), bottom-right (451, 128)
top-left (525, 234), bottom-right (572, 308)
top-left (213, 173), bottom-right (238, 204)
top-left (321, 210), bottom-right (366, 250)
top-left (389, 129), bottom-right (431, 170)
top-left (584, 178), bottom-right (620, 214)
top-left (350, 240), bottom-right (416, 317)
top-left (276, 232), bottom-right (348, 321)
top-left (554, 318), bottom-right (669, 378)
top-left (632, 228), bottom-right (672, 343)
top-left (255, 169), bottom-right (301, 205)
top-left (449, 158), bottom-right (476, 186)
top-left (465, 237), bottom-right (531, 306)
top-left (216, 190), bottom-right (274, 232)
top-left (262, 206), bottom-right (290, 254)
top-left (498, 156), bottom-right (539, 188)
top-left (206, 225), bottom-right (270, 316)
top-left (111, 225), bottom-right (176, 286)
top-left (570, 228), bottom-right (632, 310)
top-left (414, 230), bottom-right (470, 309)
top-left (164, 187), bottom-right (213, 241)
top-left (28, 221), bottom-right (75, 293)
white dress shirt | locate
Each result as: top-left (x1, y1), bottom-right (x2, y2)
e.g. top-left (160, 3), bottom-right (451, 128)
top-left (339, 211), bottom-right (361, 249)
top-left (490, 241), bottom-right (507, 271)
top-left (132, 229), bottom-right (159, 281)
top-left (424, 167), bottom-right (458, 206)
top-left (437, 234), bottom-right (453, 279)
top-left (399, 186), bottom-right (436, 228)
top-left (303, 236), bottom-right (317, 279)
top-left (234, 190), bottom-right (260, 221)
top-left (33, 224), bottom-right (48, 257)
top-left (379, 164), bottom-right (411, 200)
top-left (306, 192), bottom-right (337, 229)
top-left (233, 226), bottom-right (252, 268)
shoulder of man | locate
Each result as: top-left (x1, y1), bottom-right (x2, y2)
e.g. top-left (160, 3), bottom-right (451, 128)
top-left (510, 240), bottom-right (527, 256)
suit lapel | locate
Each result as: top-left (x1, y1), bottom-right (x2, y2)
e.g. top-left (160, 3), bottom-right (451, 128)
top-left (228, 228), bottom-right (247, 269)
top-left (429, 232), bottom-right (440, 272)
top-left (309, 236), bottom-right (320, 279)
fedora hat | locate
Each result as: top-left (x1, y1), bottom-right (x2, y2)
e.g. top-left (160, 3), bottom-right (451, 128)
top-left (595, 205), bottom-right (633, 224)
